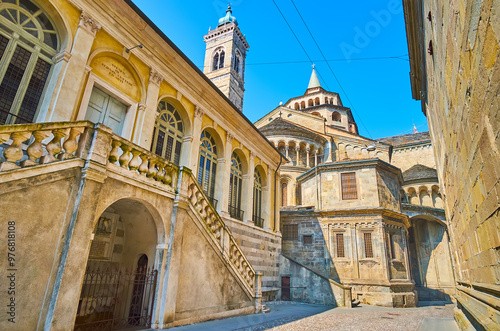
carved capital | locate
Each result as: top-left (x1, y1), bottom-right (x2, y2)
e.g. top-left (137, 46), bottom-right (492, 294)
top-left (138, 103), bottom-right (147, 111)
top-left (249, 150), bottom-right (255, 159)
top-left (149, 68), bottom-right (163, 87)
top-left (79, 11), bottom-right (101, 36)
top-left (226, 133), bottom-right (234, 143)
top-left (194, 106), bottom-right (205, 119)
top-left (55, 51), bottom-right (72, 63)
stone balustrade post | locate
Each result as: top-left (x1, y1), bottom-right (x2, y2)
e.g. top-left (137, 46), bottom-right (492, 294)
top-left (254, 271), bottom-right (263, 313)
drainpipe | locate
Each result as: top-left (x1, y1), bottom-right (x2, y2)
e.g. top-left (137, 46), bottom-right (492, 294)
top-left (273, 154), bottom-right (283, 232)
top-left (43, 124), bottom-right (99, 330)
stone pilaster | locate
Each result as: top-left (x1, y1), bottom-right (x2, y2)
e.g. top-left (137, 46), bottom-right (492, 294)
top-left (50, 11), bottom-right (101, 122)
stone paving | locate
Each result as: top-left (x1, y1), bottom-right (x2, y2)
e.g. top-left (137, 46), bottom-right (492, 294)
top-left (166, 301), bottom-right (459, 331)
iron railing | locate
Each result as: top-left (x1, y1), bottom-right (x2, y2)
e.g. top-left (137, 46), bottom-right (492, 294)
top-left (206, 195), bottom-right (218, 209)
top-left (253, 215), bottom-right (264, 228)
top-left (74, 267), bottom-right (158, 331)
top-left (228, 204), bottom-right (244, 221)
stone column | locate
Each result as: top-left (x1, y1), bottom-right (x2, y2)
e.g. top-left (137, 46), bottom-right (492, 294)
top-left (285, 144), bottom-right (289, 159)
top-left (401, 227), bottom-right (412, 281)
top-left (352, 224), bottom-right (359, 279)
top-left (379, 223), bottom-right (391, 280)
top-left (314, 150), bottom-right (319, 167)
top-left (135, 69), bottom-right (163, 148)
top-left (244, 151), bottom-right (255, 223)
top-left (263, 167), bottom-right (272, 230)
top-left (296, 146), bottom-right (300, 166)
top-left (220, 133), bottom-right (234, 216)
top-left (306, 146), bottom-right (310, 168)
top-left (50, 12), bottom-right (101, 122)
top-left (188, 106), bottom-right (204, 171)
top-left (325, 140), bottom-right (333, 162)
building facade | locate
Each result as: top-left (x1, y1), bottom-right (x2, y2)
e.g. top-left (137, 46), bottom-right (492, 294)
top-left (0, 1), bottom-right (282, 330)
top-left (404, 0), bottom-right (500, 329)
top-left (255, 71), bottom-right (455, 308)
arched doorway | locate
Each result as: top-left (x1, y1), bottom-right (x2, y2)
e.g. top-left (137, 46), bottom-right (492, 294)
top-left (74, 199), bottom-right (159, 330)
top-left (408, 216), bottom-right (454, 302)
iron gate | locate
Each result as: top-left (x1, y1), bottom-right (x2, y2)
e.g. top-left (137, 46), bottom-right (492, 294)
top-left (74, 267), bottom-right (158, 330)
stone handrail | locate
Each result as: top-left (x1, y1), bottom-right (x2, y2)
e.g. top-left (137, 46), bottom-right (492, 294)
top-left (0, 121), bottom-right (93, 172)
top-left (107, 133), bottom-right (179, 190)
top-left (186, 175), bottom-right (257, 294)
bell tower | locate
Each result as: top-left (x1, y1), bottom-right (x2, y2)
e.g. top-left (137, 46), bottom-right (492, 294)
top-left (203, 5), bottom-right (249, 111)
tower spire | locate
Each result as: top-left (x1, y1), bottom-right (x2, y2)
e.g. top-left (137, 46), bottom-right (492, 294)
top-left (307, 65), bottom-right (321, 89)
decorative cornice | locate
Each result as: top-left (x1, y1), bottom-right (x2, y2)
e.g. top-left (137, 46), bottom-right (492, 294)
top-left (79, 11), bottom-right (101, 37)
top-left (149, 68), bottom-right (163, 87)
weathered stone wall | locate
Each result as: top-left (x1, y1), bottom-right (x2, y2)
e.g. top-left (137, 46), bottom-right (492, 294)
top-left (279, 255), bottom-right (340, 306)
top-left (390, 144), bottom-right (436, 172)
top-left (404, 0), bottom-right (500, 328)
top-left (223, 217), bottom-right (281, 300)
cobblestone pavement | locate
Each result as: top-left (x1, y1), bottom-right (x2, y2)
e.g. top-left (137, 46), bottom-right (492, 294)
top-left (241, 302), bottom-right (458, 331)
top-left (165, 301), bottom-right (458, 331)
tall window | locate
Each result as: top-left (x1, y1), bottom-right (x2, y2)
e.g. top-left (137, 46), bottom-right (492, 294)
top-left (341, 172), bottom-right (357, 200)
top-left (233, 50), bottom-right (241, 74)
top-left (364, 232), bottom-right (373, 258)
top-left (198, 130), bottom-right (218, 207)
top-left (212, 48), bottom-right (224, 71)
top-left (228, 152), bottom-right (243, 220)
top-left (0, 0), bottom-right (58, 124)
top-left (281, 181), bottom-right (288, 206)
top-left (253, 169), bottom-right (263, 227)
top-left (336, 233), bottom-right (345, 258)
top-left (151, 101), bottom-right (184, 164)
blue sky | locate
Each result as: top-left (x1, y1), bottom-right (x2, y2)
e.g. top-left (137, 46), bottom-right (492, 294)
top-left (131, 0), bottom-right (428, 139)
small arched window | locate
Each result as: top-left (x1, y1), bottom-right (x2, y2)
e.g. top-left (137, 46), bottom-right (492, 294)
top-left (332, 111), bottom-right (341, 122)
top-left (294, 103), bottom-right (299, 110)
top-left (213, 48), bottom-right (225, 71)
top-left (281, 181), bottom-right (288, 207)
top-left (198, 130), bottom-right (218, 206)
top-left (152, 101), bottom-right (184, 164)
top-left (308, 99), bottom-right (313, 107)
top-left (0, 0), bottom-right (59, 124)
top-left (229, 152), bottom-right (244, 220)
top-left (253, 169), bottom-right (263, 227)
top-left (233, 50), bottom-right (241, 74)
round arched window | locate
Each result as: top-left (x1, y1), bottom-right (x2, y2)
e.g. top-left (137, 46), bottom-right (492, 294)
top-left (151, 100), bottom-right (184, 165)
top-left (253, 169), bottom-right (263, 227)
top-left (0, 0), bottom-right (59, 124)
top-left (229, 152), bottom-right (243, 220)
top-left (198, 130), bottom-right (218, 206)
top-left (212, 47), bottom-right (225, 71)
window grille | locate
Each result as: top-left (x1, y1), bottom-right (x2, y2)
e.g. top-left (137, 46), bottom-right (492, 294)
top-left (364, 232), bottom-right (373, 258)
top-left (0, 0), bottom-right (59, 124)
top-left (228, 152), bottom-right (243, 220)
top-left (253, 169), bottom-right (263, 228)
top-left (336, 233), bottom-right (345, 258)
top-left (151, 101), bottom-right (184, 165)
top-left (198, 130), bottom-right (218, 205)
top-left (341, 172), bottom-right (358, 200)
top-left (282, 224), bottom-right (298, 241)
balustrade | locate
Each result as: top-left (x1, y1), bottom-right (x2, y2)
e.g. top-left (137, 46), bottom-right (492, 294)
top-left (107, 135), bottom-right (179, 189)
top-left (187, 177), bottom-right (256, 291)
top-left (0, 122), bottom-right (90, 172)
